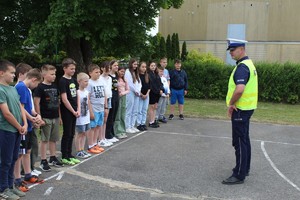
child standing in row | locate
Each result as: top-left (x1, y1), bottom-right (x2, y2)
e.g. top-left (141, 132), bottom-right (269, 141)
top-left (169, 59), bottom-right (188, 120)
top-left (87, 64), bottom-right (105, 154)
top-left (14, 68), bottom-right (44, 192)
top-left (98, 61), bottom-right (113, 147)
top-left (0, 60), bottom-right (27, 200)
top-left (59, 58), bottom-right (81, 165)
top-left (114, 66), bottom-right (130, 139)
top-left (75, 72), bottom-right (92, 159)
top-left (148, 61), bottom-right (164, 128)
top-left (156, 57), bottom-right (170, 123)
top-left (155, 66), bottom-right (170, 123)
top-left (125, 59), bottom-right (141, 133)
top-left (34, 64), bottom-right (63, 172)
top-left (105, 60), bottom-right (119, 143)
top-left (136, 62), bottom-right (150, 131)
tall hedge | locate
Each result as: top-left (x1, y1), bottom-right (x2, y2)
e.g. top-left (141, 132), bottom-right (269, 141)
top-left (172, 51), bottom-right (300, 104)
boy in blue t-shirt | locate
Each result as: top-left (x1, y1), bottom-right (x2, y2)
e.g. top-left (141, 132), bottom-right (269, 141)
top-left (14, 67), bottom-right (44, 190)
top-left (0, 60), bottom-right (27, 199)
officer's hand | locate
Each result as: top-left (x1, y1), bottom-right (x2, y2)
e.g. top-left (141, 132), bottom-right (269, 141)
top-left (227, 105), bottom-right (237, 118)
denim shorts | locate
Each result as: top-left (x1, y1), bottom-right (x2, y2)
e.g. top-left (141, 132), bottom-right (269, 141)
top-left (170, 88), bottom-right (185, 105)
top-left (90, 111), bottom-right (104, 128)
top-left (76, 123), bottom-right (91, 133)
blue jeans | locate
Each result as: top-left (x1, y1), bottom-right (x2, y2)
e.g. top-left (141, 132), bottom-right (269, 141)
top-left (125, 91), bottom-right (140, 129)
top-left (137, 95), bottom-right (149, 125)
top-left (0, 130), bottom-right (21, 192)
top-left (231, 109), bottom-right (254, 180)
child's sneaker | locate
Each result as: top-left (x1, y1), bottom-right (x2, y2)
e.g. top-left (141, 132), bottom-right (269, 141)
top-left (15, 181), bottom-right (29, 192)
top-left (82, 150), bottom-right (92, 157)
top-left (87, 147), bottom-right (101, 154)
top-left (94, 145), bottom-right (105, 152)
top-left (179, 114), bottom-right (184, 120)
top-left (11, 186), bottom-right (26, 197)
top-left (24, 175), bottom-right (44, 184)
top-left (159, 116), bottom-right (168, 123)
top-left (98, 140), bottom-right (112, 147)
top-left (61, 158), bottom-right (75, 166)
top-left (69, 157), bottom-right (81, 164)
top-left (142, 124), bottom-right (148, 130)
top-left (0, 188), bottom-right (20, 200)
top-left (49, 156), bottom-right (64, 167)
top-left (76, 151), bottom-right (89, 159)
top-left (168, 114), bottom-right (174, 120)
top-left (40, 160), bottom-right (51, 172)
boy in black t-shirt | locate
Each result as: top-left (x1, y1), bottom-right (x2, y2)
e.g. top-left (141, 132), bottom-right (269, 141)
top-left (58, 58), bottom-right (81, 165)
top-left (34, 64), bottom-right (64, 171)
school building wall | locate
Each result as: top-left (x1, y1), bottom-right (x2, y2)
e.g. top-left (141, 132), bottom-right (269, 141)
top-left (159, 0), bottom-right (300, 63)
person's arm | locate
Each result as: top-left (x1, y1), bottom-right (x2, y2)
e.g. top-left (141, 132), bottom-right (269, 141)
top-left (61, 93), bottom-right (78, 116)
top-left (184, 70), bottom-right (188, 95)
top-left (33, 97), bottom-right (41, 115)
top-left (123, 80), bottom-right (130, 95)
top-left (76, 90), bottom-right (81, 117)
top-left (88, 93), bottom-right (94, 120)
top-left (0, 102), bottom-right (27, 134)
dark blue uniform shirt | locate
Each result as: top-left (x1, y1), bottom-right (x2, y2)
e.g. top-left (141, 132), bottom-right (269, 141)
top-left (234, 56), bottom-right (250, 85)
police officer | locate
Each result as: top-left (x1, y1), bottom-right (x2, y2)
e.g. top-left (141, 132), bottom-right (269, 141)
top-left (222, 38), bottom-right (258, 185)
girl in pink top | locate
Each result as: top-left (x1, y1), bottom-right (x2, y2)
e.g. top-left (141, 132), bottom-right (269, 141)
top-left (114, 66), bottom-right (130, 138)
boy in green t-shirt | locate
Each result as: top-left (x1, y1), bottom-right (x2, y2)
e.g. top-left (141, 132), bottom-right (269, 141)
top-left (0, 60), bottom-right (27, 199)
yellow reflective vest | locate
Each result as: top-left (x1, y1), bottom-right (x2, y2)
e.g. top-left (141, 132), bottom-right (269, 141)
top-left (226, 59), bottom-right (258, 110)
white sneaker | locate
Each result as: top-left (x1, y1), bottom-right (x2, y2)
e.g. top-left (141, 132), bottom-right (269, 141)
top-left (31, 171), bottom-right (40, 176)
top-left (126, 128), bottom-right (135, 134)
top-left (98, 140), bottom-right (112, 147)
top-left (111, 137), bottom-right (119, 142)
top-left (132, 127), bottom-right (140, 133)
top-left (32, 169), bottom-right (42, 175)
top-left (104, 139), bottom-right (114, 146)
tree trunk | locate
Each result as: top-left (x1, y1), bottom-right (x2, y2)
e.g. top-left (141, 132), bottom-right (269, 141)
top-left (66, 36), bottom-right (86, 73)
top-left (81, 38), bottom-right (93, 69)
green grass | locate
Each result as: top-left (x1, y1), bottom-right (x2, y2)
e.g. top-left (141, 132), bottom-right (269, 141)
top-left (179, 98), bottom-right (300, 126)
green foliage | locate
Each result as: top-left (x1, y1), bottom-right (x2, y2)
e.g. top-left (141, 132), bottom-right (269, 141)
top-left (159, 37), bottom-right (167, 58)
top-left (166, 35), bottom-right (172, 59)
top-left (92, 56), bottom-right (117, 66)
top-left (175, 33), bottom-right (180, 59)
top-left (183, 54), bottom-right (300, 104)
top-left (181, 41), bottom-right (188, 61)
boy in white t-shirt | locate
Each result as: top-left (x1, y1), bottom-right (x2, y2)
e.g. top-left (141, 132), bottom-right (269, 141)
top-left (75, 72), bottom-right (92, 159)
top-left (156, 66), bottom-right (170, 123)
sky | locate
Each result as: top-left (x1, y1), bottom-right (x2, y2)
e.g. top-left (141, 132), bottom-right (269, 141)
top-left (148, 17), bottom-right (159, 36)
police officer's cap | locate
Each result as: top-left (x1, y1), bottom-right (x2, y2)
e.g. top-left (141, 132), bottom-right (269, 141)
top-left (226, 38), bottom-right (248, 50)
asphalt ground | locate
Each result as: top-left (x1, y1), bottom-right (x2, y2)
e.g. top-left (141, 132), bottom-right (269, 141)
top-left (22, 117), bottom-right (300, 200)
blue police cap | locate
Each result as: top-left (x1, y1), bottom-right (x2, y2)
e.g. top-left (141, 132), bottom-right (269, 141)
top-left (226, 38), bottom-right (248, 50)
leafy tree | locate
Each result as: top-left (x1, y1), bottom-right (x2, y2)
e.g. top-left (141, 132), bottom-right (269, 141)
top-left (20, 0), bottom-right (184, 72)
top-left (171, 33), bottom-right (176, 60)
top-left (181, 41), bottom-right (188, 61)
top-left (166, 34), bottom-right (172, 60)
top-left (159, 36), bottom-right (166, 59)
top-left (175, 33), bottom-right (180, 59)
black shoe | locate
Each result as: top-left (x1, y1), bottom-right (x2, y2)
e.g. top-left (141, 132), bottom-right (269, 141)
top-left (154, 120), bottom-right (160, 127)
top-left (222, 176), bottom-right (244, 185)
top-left (137, 125), bottom-right (145, 131)
top-left (168, 114), bottom-right (174, 120)
top-left (179, 114), bottom-right (184, 120)
top-left (49, 156), bottom-right (64, 167)
top-left (159, 117), bottom-right (167, 123)
top-left (142, 124), bottom-right (148, 130)
top-left (149, 122), bottom-right (159, 128)
top-left (40, 160), bottom-right (51, 172)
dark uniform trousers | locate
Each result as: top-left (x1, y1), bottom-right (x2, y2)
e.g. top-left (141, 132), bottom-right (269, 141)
top-left (231, 109), bottom-right (254, 180)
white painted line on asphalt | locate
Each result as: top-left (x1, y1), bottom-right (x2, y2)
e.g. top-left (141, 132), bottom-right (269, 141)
top-left (149, 130), bottom-right (300, 146)
top-left (44, 187), bottom-right (53, 195)
top-left (28, 131), bottom-right (147, 189)
top-left (56, 171), bottom-right (64, 180)
top-left (261, 141), bottom-right (300, 192)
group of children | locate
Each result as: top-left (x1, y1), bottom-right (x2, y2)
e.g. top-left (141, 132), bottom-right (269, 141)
top-left (0, 57), bottom-right (188, 200)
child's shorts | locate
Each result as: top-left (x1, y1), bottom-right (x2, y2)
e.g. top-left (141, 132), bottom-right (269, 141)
top-left (90, 111), bottom-right (104, 128)
top-left (76, 123), bottom-right (91, 133)
top-left (19, 130), bottom-right (33, 154)
top-left (149, 91), bottom-right (160, 105)
top-left (170, 88), bottom-right (185, 105)
top-left (40, 118), bottom-right (60, 142)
